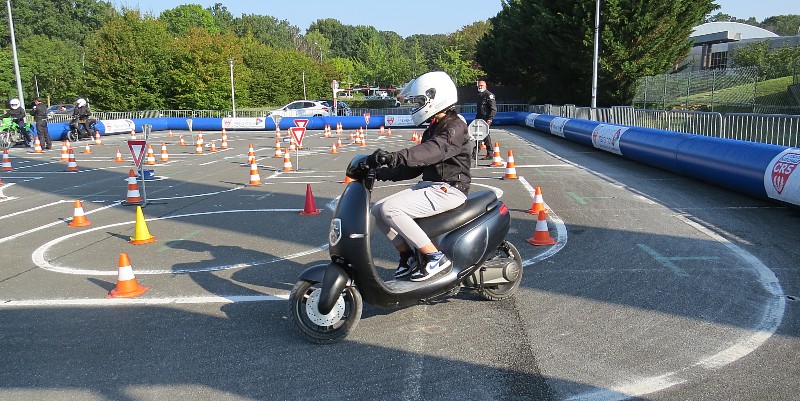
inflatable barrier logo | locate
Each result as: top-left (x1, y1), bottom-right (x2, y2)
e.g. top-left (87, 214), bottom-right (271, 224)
top-left (591, 124), bottom-right (627, 155)
top-left (549, 117), bottom-right (568, 137)
top-left (765, 149), bottom-right (800, 206)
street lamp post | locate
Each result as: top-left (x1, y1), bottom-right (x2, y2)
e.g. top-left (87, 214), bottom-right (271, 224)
top-left (228, 59), bottom-right (236, 118)
top-left (6, 0), bottom-right (24, 107)
top-left (590, 0), bottom-right (601, 116)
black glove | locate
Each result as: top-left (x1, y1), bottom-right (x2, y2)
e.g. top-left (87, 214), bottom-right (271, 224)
top-left (367, 149), bottom-right (394, 168)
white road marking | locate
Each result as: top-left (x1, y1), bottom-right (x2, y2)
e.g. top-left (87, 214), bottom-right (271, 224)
top-left (0, 294), bottom-right (288, 308)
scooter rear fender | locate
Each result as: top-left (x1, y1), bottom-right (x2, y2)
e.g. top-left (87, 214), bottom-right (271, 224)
top-left (298, 262), bottom-right (351, 315)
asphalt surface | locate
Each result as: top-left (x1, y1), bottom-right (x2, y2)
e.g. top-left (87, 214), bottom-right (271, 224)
top-left (0, 125), bottom-right (797, 401)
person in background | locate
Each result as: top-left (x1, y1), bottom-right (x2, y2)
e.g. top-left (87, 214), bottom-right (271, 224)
top-left (0, 98), bottom-right (32, 147)
top-left (476, 80), bottom-right (497, 159)
top-left (30, 97), bottom-right (51, 150)
top-left (71, 98), bottom-right (94, 139)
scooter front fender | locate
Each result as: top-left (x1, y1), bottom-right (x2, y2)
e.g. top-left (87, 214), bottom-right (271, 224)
top-left (299, 262), bottom-right (351, 315)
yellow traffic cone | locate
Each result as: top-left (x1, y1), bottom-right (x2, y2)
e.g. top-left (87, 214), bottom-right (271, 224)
top-left (130, 206), bottom-right (156, 245)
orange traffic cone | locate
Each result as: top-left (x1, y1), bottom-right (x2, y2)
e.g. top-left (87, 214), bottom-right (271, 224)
top-left (195, 134), bottom-right (204, 154)
top-left (248, 161), bottom-right (262, 186)
top-left (273, 138), bottom-right (283, 158)
top-left (491, 142), bottom-right (504, 167)
top-left (66, 148), bottom-right (78, 172)
top-left (480, 142), bottom-right (487, 151)
top-left (387, 128), bottom-right (393, 137)
top-left (129, 130), bottom-right (136, 139)
top-left (125, 169), bottom-right (142, 204)
top-left (330, 142), bottom-right (338, 154)
top-left (82, 143), bottom-right (92, 154)
top-left (160, 143), bottom-right (169, 162)
top-left (282, 153), bottom-right (293, 171)
top-left (209, 141), bottom-right (217, 152)
top-left (61, 142), bottom-right (69, 162)
top-left (145, 144), bottom-right (156, 165)
top-left (114, 149), bottom-right (125, 162)
top-left (106, 253), bottom-right (149, 298)
top-left (179, 135), bottom-right (186, 146)
top-left (527, 186), bottom-right (547, 215)
top-left (130, 205), bottom-right (156, 245)
top-left (379, 126), bottom-right (385, 136)
top-left (337, 137), bottom-right (343, 148)
top-left (503, 150), bottom-right (518, 179)
top-left (67, 200), bottom-right (91, 227)
top-left (168, 129), bottom-right (174, 138)
top-left (94, 132), bottom-right (102, 145)
top-left (1, 149), bottom-right (11, 171)
top-left (527, 211), bottom-right (557, 246)
top-left (221, 133), bottom-right (229, 149)
top-left (247, 144), bottom-right (257, 163)
top-left (33, 137), bottom-right (43, 153)
top-left (300, 184), bottom-right (320, 215)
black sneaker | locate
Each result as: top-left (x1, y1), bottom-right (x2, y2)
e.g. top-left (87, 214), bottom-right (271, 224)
top-left (410, 252), bottom-right (452, 282)
top-left (481, 154), bottom-right (492, 160)
top-left (394, 253), bottom-right (418, 278)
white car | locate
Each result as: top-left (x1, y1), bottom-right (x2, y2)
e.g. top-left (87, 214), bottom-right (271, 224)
top-left (268, 100), bottom-right (332, 117)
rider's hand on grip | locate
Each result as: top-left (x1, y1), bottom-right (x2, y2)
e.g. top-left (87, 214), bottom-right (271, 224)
top-left (367, 149), bottom-right (393, 168)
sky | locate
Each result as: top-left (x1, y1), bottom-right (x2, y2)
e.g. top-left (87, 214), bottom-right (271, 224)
top-left (116, 0), bottom-right (799, 37)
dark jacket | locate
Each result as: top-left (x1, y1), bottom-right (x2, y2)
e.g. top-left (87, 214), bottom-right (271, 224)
top-left (0, 107), bottom-right (26, 123)
top-left (476, 90), bottom-right (497, 122)
top-left (376, 109), bottom-right (472, 193)
top-left (31, 102), bottom-right (48, 121)
top-left (73, 104), bottom-right (90, 120)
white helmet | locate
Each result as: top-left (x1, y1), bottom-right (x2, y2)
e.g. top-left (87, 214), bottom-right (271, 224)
top-left (9, 98), bottom-right (19, 109)
top-left (76, 98), bottom-right (87, 107)
top-left (402, 71), bottom-right (458, 126)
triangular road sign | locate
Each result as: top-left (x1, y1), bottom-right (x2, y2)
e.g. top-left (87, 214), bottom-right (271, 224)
top-left (127, 139), bottom-right (147, 168)
top-left (294, 118), bottom-right (308, 128)
top-left (289, 127), bottom-right (306, 148)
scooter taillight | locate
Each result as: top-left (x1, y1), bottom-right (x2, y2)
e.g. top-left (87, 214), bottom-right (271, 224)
top-left (499, 204), bottom-right (508, 215)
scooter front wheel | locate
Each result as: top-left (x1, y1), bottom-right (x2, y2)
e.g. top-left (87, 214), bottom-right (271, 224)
top-left (479, 241), bottom-right (523, 301)
top-left (288, 279), bottom-right (362, 344)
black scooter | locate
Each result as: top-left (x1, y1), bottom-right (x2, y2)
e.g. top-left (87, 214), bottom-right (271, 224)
top-left (288, 154), bottom-right (524, 344)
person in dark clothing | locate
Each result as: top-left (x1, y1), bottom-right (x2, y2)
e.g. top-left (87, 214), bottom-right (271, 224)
top-left (71, 98), bottom-right (94, 139)
top-left (0, 98), bottom-right (32, 147)
top-left (476, 80), bottom-right (497, 159)
top-left (30, 97), bottom-right (51, 150)
top-left (368, 71), bottom-right (472, 282)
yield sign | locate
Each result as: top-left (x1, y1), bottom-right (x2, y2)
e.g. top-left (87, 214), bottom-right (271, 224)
top-left (364, 113), bottom-right (370, 125)
top-left (127, 139), bottom-right (147, 168)
top-left (289, 127), bottom-right (306, 147)
top-left (293, 118), bottom-right (308, 128)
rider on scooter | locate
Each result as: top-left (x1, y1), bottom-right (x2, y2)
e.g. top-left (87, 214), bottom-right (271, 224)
top-left (71, 98), bottom-right (94, 139)
top-left (367, 71), bottom-right (472, 282)
top-left (0, 98), bottom-right (33, 147)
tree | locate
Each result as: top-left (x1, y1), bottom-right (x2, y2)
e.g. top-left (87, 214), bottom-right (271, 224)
top-left (477, 0), bottom-right (718, 105)
top-left (207, 2), bottom-right (235, 34)
top-left (760, 15), bottom-right (800, 36)
top-left (0, 0), bottom-right (113, 46)
top-left (18, 35), bottom-right (85, 103)
top-left (160, 4), bottom-right (220, 37)
top-left (232, 14), bottom-right (300, 49)
top-left (731, 40), bottom-right (800, 79)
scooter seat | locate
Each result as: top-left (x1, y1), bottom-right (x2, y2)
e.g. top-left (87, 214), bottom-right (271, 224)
top-left (416, 190), bottom-right (498, 238)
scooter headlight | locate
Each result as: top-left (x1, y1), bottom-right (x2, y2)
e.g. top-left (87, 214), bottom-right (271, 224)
top-left (329, 218), bottom-right (342, 246)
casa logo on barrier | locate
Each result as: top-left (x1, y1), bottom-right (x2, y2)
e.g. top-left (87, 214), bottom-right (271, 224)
top-left (384, 115), bottom-right (414, 127)
top-left (102, 119), bottom-right (135, 134)
top-left (525, 113), bottom-right (540, 128)
top-left (549, 117), bottom-right (568, 137)
top-left (222, 117), bottom-right (266, 130)
top-left (765, 150), bottom-right (800, 206)
top-left (591, 124), bottom-right (626, 155)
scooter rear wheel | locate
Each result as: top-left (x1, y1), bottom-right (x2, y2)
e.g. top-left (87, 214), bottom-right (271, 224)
top-left (288, 279), bottom-right (362, 344)
top-left (479, 241), bottom-right (523, 301)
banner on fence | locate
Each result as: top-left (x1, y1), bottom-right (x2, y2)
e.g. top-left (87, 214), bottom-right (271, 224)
top-left (101, 119), bottom-right (136, 134)
top-left (222, 117), bottom-right (267, 130)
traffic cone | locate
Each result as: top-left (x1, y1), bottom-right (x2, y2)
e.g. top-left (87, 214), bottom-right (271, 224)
top-left (106, 253), bottom-right (149, 298)
top-left (130, 205), bottom-right (156, 245)
top-left (527, 211), bottom-right (557, 246)
top-left (33, 137), bottom-right (43, 153)
top-left (248, 161), bottom-right (262, 186)
top-left (114, 149), bottom-right (125, 162)
top-left (179, 135), bottom-right (186, 146)
top-left (503, 150), bottom-right (518, 179)
top-left (61, 142), bottom-right (69, 162)
top-left (527, 186), bottom-right (548, 215)
top-left (337, 137), bottom-right (343, 148)
top-left (300, 184), bottom-right (320, 215)
top-left (221, 132), bottom-right (229, 149)
top-left (195, 134), bottom-right (204, 154)
top-left (160, 143), bottom-right (169, 162)
top-left (146, 144), bottom-right (156, 165)
top-left (273, 138), bottom-right (283, 158)
top-left (66, 149), bottom-right (78, 172)
top-left (125, 169), bottom-right (142, 204)
top-left (209, 141), bottom-right (217, 152)
top-left (83, 143), bottom-right (92, 154)
top-left (330, 142), bottom-right (338, 154)
top-left (67, 200), bottom-right (91, 227)
top-left (247, 144), bottom-right (256, 163)
top-left (354, 135), bottom-right (362, 146)
top-left (491, 142), bottom-right (504, 167)
top-left (168, 129), bottom-right (174, 138)
top-left (387, 128), bottom-right (393, 137)
top-left (94, 132), bottom-right (102, 145)
top-left (336, 123), bottom-right (342, 136)
top-left (282, 153), bottom-right (293, 171)
top-left (129, 130), bottom-right (136, 139)
top-left (288, 138), bottom-right (296, 152)
top-left (1, 150), bottom-right (11, 171)
top-left (480, 142), bottom-right (487, 151)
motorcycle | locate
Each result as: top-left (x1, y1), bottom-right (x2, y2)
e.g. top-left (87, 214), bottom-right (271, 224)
top-left (68, 117), bottom-right (97, 142)
top-left (0, 117), bottom-right (31, 149)
top-left (288, 154), bottom-right (524, 344)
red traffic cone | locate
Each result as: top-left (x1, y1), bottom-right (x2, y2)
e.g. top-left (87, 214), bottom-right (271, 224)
top-left (527, 186), bottom-right (547, 215)
top-left (527, 211), bottom-right (557, 246)
top-left (107, 253), bottom-right (149, 298)
top-left (67, 200), bottom-right (91, 227)
top-left (300, 184), bottom-right (320, 215)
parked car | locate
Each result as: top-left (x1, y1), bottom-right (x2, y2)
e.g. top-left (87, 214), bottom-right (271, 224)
top-left (47, 104), bottom-right (75, 117)
top-left (267, 100), bottom-right (332, 117)
top-left (319, 100), bottom-right (352, 116)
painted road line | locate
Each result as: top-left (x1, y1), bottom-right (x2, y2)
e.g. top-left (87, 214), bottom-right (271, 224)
top-left (0, 201), bottom-right (122, 244)
top-left (0, 200), bottom-right (70, 220)
top-left (518, 176), bottom-right (568, 267)
top-left (0, 294), bottom-right (289, 308)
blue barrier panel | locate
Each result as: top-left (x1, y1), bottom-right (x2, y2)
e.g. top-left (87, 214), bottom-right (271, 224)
top-left (521, 113), bottom-right (800, 208)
